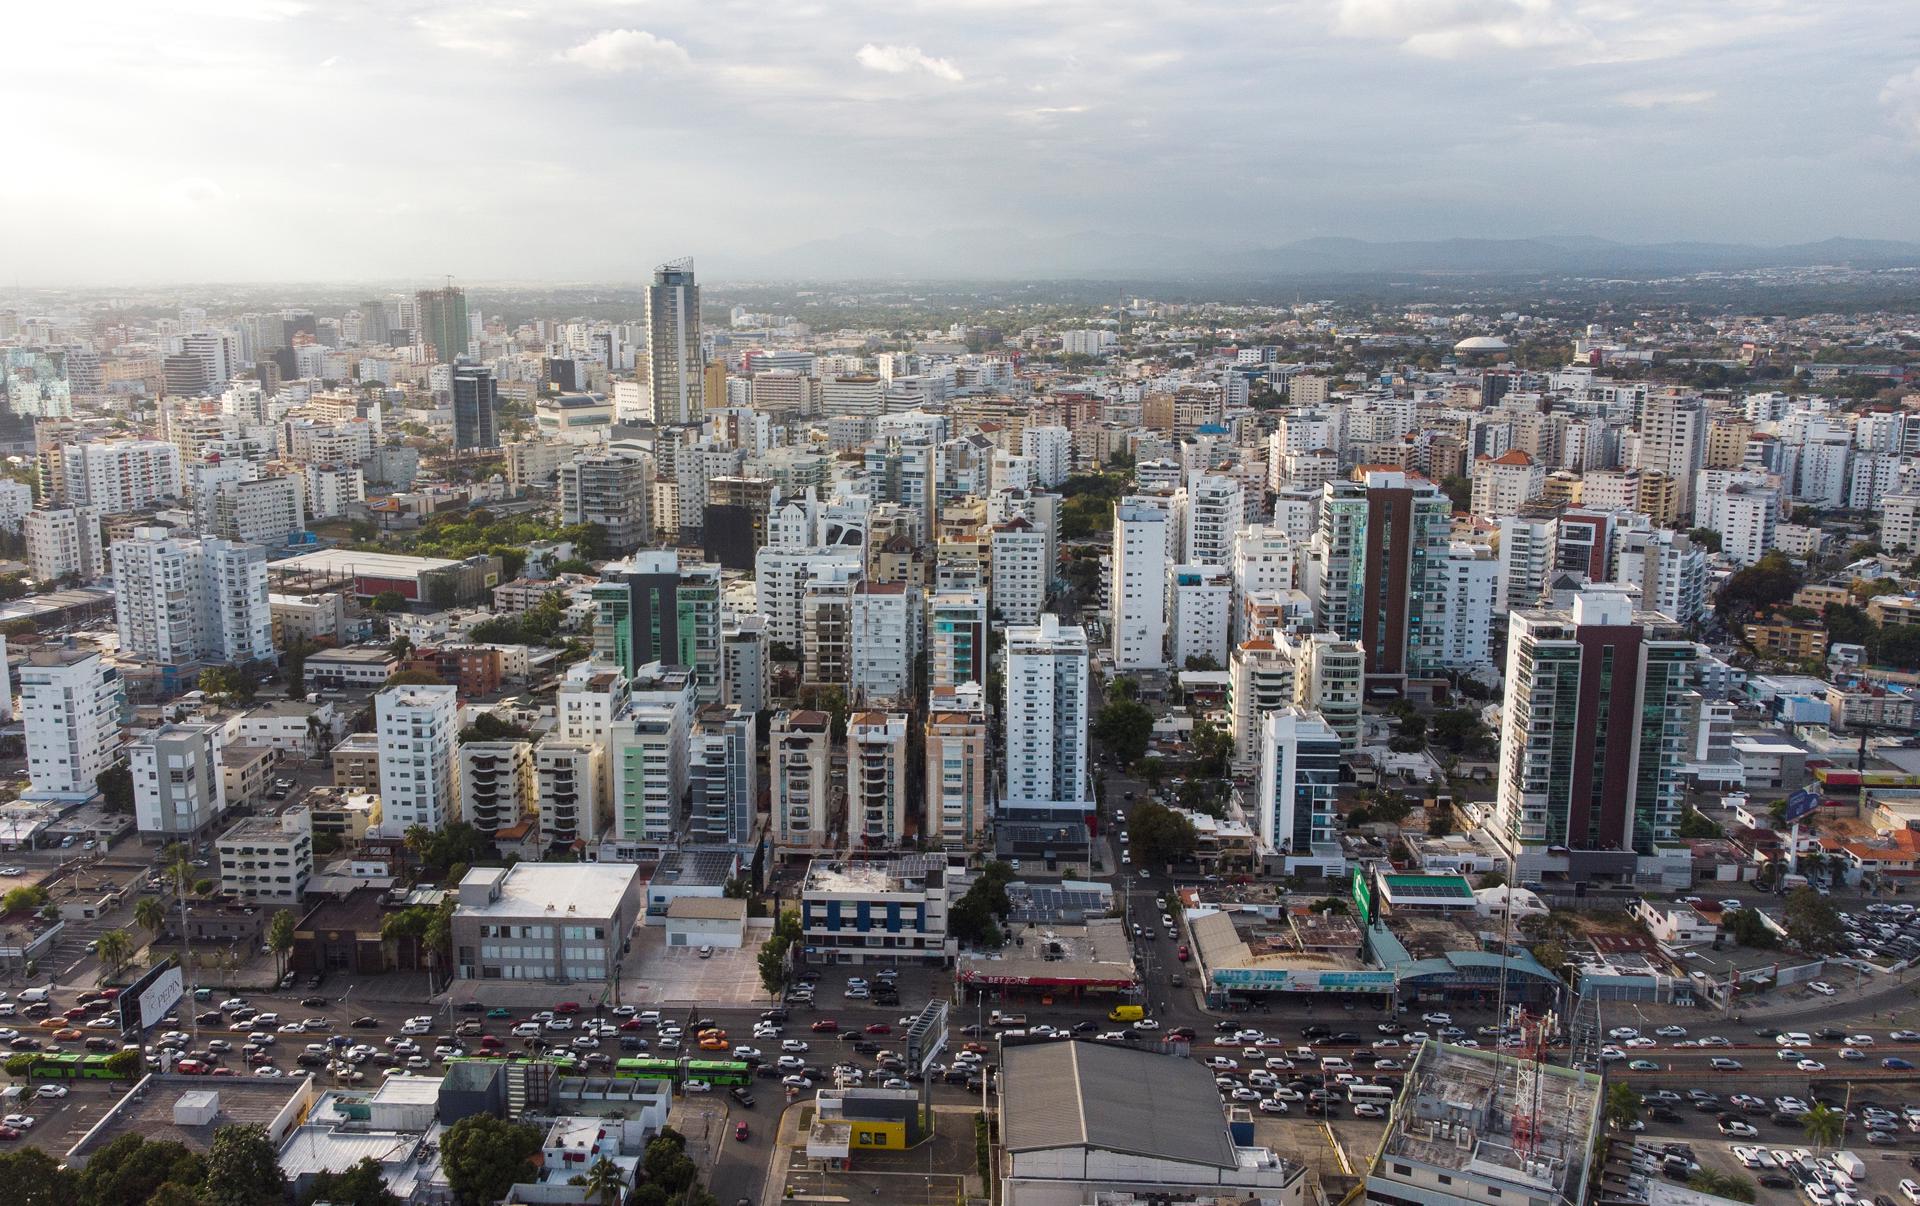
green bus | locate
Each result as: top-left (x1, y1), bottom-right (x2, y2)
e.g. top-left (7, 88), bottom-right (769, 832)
top-left (28, 1054), bottom-right (121, 1080)
top-left (613, 1057), bottom-right (681, 1082)
top-left (682, 1059), bottom-right (751, 1087)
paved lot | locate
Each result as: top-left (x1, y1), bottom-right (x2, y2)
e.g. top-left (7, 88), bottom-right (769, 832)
top-left (628, 926), bottom-right (769, 1007)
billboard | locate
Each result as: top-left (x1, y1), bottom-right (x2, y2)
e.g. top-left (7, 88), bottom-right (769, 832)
top-left (904, 999), bottom-right (950, 1074)
top-left (1211, 966), bottom-right (1396, 993)
top-left (1781, 785), bottom-right (1823, 826)
top-left (1352, 868), bottom-right (1373, 924)
top-left (117, 960), bottom-right (184, 1034)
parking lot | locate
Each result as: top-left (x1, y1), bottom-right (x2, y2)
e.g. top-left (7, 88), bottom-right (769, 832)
top-left (626, 925), bottom-right (767, 1007)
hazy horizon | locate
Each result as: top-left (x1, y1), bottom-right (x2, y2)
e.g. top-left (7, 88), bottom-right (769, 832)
top-left (6, 0), bottom-right (1919, 285)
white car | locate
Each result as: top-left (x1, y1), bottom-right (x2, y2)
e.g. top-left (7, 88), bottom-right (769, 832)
top-left (1847, 1034), bottom-right (1875, 1046)
top-left (683, 1079), bottom-right (712, 1093)
top-left (1353, 1103), bottom-right (1386, 1118)
top-left (2, 1114), bottom-right (33, 1129)
top-left (1654, 1025), bottom-right (1687, 1038)
top-left (1608, 1027), bottom-right (1641, 1040)
top-left (401, 1021), bottom-right (433, 1035)
top-left (1624, 1037), bottom-right (1657, 1048)
top-left (255, 1066), bottom-right (285, 1077)
top-left (1840, 1048), bottom-right (1867, 1061)
top-left (782, 1039), bottom-right (809, 1053)
top-left (777, 1055), bottom-right (806, 1071)
top-left (1809, 982), bottom-right (1838, 996)
top-left (1132, 1019), bottom-right (1160, 1031)
top-left (512, 1023), bottom-right (541, 1038)
top-left (1207, 1056), bottom-right (1238, 1070)
top-left (1899, 1179), bottom-right (1920, 1205)
top-left (1797, 1059), bottom-right (1827, 1072)
top-left (544, 1018), bottom-right (573, 1032)
top-left (1259, 1098), bottom-right (1290, 1114)
top-left (32, 1085), bottom-right (66, 1099)
top-left (1423, 1013), bottom-right (1451, 1025)
top-left (780, 1075), bottom-right (812, 1090)
top-left (219, 998), bottom-right (247, 1011)
top-left (733, 1046), bottom-right (762, 1059)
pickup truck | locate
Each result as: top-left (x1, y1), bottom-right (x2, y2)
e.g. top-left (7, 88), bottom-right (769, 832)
top-left (989, 1012), bottom-right (1027, 1027)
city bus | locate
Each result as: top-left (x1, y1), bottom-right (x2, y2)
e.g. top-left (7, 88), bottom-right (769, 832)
top-left (613, 1058), bottom-right (682, 1082)
top-left (27, 1054), bottom-right (123, 1080)
top-left (682, 1059), bottom-right (752, 1087)
top-left (1348, 1084), bottom-right (1396, 1104)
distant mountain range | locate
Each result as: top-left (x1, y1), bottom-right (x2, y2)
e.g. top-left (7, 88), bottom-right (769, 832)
top-left (714, 229), bottom-right (1920, 281)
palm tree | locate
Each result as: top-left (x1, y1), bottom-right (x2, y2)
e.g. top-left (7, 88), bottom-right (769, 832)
top-left (135, 896), bottom-right (167, 941)
top-left (267, 910), bottom-right (296, 981)
top-left (581, 1156), bottom-right (625, 1206)
top-left (162, 843), bottom-right (199, 1002)
top-left (94, 930), bottom-right (133, 985)
top-left (1802, 1103), bottom-right (1846, 1149)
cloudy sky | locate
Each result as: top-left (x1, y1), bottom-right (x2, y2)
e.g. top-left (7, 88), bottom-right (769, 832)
top-left (5, 0), bottom-right (1918, 283)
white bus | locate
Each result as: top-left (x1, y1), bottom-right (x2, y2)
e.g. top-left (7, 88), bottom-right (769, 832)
top-left (1348, 1084), bottom-right (1396, 1104)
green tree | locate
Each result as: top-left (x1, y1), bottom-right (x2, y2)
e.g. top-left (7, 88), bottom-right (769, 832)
top-left (1128, 800), bottom-right (1198, 866)
top-left (371, 591), bottom-right (408, 613)
top-left (97, 763), bottom-right (135, 815)
top-left (756, 936), bottom-right (792, 997)
top-left (947, 892), bottom-right (1003, 948)
top-left (1604, 1082), bottom-right (1641, 1130)
top-left (1722, 908), bottom-right (1777, 948)
top-left (1688, 1170), bottom-right (1756, 1203)
top-left (1439, 474), bottom-right (1472, 512)
top-left (267, 910), bottom-right (296, 980)
top-left (202, 1123), bottom-right (286, 1206)
top-left (1715, 551), bottom-right (1803, 629)
top-left (0, 1146), bottom-right (79, 1206)
top-left (1783, 887), bottom-right (1843, 952)
top-left (1687, 527), bottom-right (1723, 554)
top-left (1801, 1103), bottom-right (1845, 1149)
top-left (1477, 869), bottom-right (1507, 890)
top-left (104, 1048), bottom-right (143, 1078)
top-left (75, 1134), bottom-right (207, 1206)
top-left (1676, 809), bottom-right (1722, 839)
top-left (441, 1114), bottom-right (543, 1206)
top-left (297, 1157), bottom-right (402, 1206)
top-left (1, 885), bottom-right (48, 914)
top-left (94, 929), bottom-right (134, 984)
top-left (384, 668), bottom-right (443, 687)
top-left (1092, 698), bottom-right (1153, 766)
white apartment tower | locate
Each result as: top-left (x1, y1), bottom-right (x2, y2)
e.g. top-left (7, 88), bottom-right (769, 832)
top-left (112, 527), bottom-right (273, 666)
top-left (459, 740), bottom-right (536, 838)
top-left (131, 722), bottom-right (228, 840)
top-left (848, 711), bottom-right (910, 846)
top-left (1111, 500), bottom-right (1170, 670)
top-left (849, 581), bottom-right (918, 704)
top-left (646, 260), bottom-right (703, 425)
top-left (21, 648), bottom-right (124, 801)
top-left (1229, 638), bottom-right (1296, 773)
top-left (1181, 473), bottom-right (1244, 567)
top-left (989, 517), bottom-right (1048, 626)
top-left (1003, 614), bottom-right (1090, 808)
top-left (1168, 564), bottom-right (1232, 669)
top-left (374, 684), bottom-right (460, 833)
top-left (772, 709), bottom-right (834, 852)
top-left (23, 506), bottom-right (104, 582)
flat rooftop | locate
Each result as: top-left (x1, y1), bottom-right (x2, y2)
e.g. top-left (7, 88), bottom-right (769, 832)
top-left (803, 855), bottom-right (946, 894)
top-left (1381, 1042), bottom-right (1600, 1200)
top-left (68, 1073), bottom-right (315, 1167)
top-left (958, 917), bottom-right (1137, 988)
top-left (273, 549), bottom-right (461, 577)
top-left (460, 862), bottom-right (639, 919)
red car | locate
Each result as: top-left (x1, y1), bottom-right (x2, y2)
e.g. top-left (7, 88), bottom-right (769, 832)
top-left (734, 1122), bottom-right (749, 1141)
top-left (864, 1023), bottom-right (890, 1035)
top-left (619, 1018), bottom-right (645, 1031)
top-left (62, 1007), bottom-right (89, 1021)
top-left (479, 1036), bottom-right (503, 1049)
top-left (1176, 945), bottom-right (1190, 962)
top-left (0, 1126), bottom-right (20, 1140)
top-left (810, 1020), bottom-right (839, 1033)
top-left (98, 989), bottom-right (119, 999)
top-left (555, 1002), bottom-right (582, 1014)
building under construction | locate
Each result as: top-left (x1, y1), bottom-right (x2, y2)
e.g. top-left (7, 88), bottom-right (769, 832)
top-left (1364, 1040), bottom-right (1602, 1206)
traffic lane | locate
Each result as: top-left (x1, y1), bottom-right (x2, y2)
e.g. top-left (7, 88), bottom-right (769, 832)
top-left (706, 1097), bottom-right (770, 1206)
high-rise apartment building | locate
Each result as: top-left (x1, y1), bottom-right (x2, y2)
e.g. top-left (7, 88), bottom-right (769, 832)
top-left (212, 474), bottom-right (306, 547)
top-left (850, 581), bottom-right (917, 704)
top-left (60, 439), bottom-right (183, 511)
top-left (927, 589), bottom-right (987, 688)
top-left (451, 361), bottom-right (498, 450)
top-left (1428, 543), bottom-right (1498, 671)
top-left (1634, 397), bottom-right (1706, 520)
top-left (848, 711), bottom-right (910, 846)
top-left (112, 527), bottom-right (273, 666)
top-left (1002, 615), bottom-right (1089, 808)
top-left (1168, 564), bottom-right (1232, 669)
top-left (415, 286), bottom-right (470, 364)
top-left (687, 703), bottom-right (757, 846)
top-left (1256, 707), bottom-right (1344, 874)
top-left (559, 446), bottom-right (654, 554)
top-left (926, 684), bottom-right (990, 846)
top-left (772, 709), bottom-right (834, 852)
top-left (646, 260), bottom-right (703, 425)
top-left (1612, 528), bottom-right (1708, 628)
top-left (1180, 473), bottom-right (1244, 567)
top-left (21, 648), bottom-right (124, 801)
top-left (1286, 630), bottom-right (1363, 754)
top-left (374, 684), bottom-right (459, 834)
top-left (535, 737), bottom-right (606, 853)
top-left (23, 506), bottom-right (104, 582)
top-left (1228, 638), bottom-right (1296, 773)
top-left (1111, 499), bottom-right (1170, 670)
top-left (608, 666), bottom-right (694, 843)
top-left (459, 740), bottom-right (535, 838)
top-left (1495, 589), bottom-right (1696, 885)
top-left (591, 553), bottom-right (721, 701)
top-left (1302, 470), bottom-right (1452, 692)
top-left (130, 722), bottom-right (227, 840)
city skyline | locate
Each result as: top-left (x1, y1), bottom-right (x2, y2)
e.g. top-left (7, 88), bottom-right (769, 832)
top-left (4, 0), bottom-right (1918, 284)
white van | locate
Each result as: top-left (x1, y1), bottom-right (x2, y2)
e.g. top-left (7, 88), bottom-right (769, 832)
top-left (1319, 1056), bottom-right (1351, 1072)
top-left (17, 987), bottom-right (49, 1003)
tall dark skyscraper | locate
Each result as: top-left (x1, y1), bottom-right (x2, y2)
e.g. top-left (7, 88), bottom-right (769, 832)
top-left (416, 285), bottom-right (470, 364)
top-left (646, 259), bottom-right (703, 425)
top-left (359, 299), bottom-right (391, 346)
top-left (451, 361), bottom-right (497, 450)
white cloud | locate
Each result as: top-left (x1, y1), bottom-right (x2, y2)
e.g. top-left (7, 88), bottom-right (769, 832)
top-left (1330, 0), bottom-right (1589, 59)
top-left (1616, 88), bottom-right (1717, 109)
top-left (855, 42), bottom-right (964, 82)
top-left (1882, 65), bottom-right (1920, 146)
top-left (556, 28), bottom-right (691, 73)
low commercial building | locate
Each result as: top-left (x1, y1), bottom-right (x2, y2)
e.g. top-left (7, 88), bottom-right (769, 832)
top-left (306, 646), bottom-right (398, 688)
top-left (998, 1041), bottom-right (1314, 1206)
top-left (450, 862), bottom-right (643, 987)
top-left (1629, 897), bottom-right (1721, 947)
top-left (808, 1087), bottom-right (924, 1160)
top-left (799, 855), bottom-right (954, 965)
top-left (1363, 1042), bottom-right (1601, 1206)
top-left (270, 547), bottom-right (502, 607)
top-left (215, 805), bottom-right (314, 906)
top-left (227, 700), bottom-right (337, 757)
top-left (66, 1075), bottom-right (319, 1169)
top-left (329, 732), bottom-right (380, 792)
top-left (662, 895), bottom-right (748, 949)
top-left (303, 786), bottom-right (381, 846)
top-left (219, 743), bottom-right (276, 811)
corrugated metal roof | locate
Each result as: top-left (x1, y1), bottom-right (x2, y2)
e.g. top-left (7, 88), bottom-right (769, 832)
top-left (1001, 1041), bottom-right (1235, 1168)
